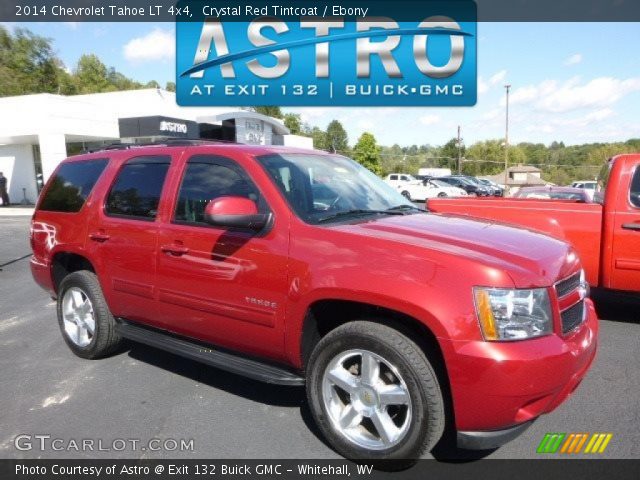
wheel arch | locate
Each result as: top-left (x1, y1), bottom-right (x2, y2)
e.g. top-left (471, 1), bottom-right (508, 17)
top-left (298, 298), bottom-right (455, 440)
top-left (51, 251), bottom-right (96, 293)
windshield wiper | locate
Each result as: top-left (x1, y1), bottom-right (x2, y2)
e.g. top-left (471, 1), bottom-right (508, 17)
top-left (386, 205), bottom-right (424, 212)
top-left (317, 209), bottom-right (405, 224)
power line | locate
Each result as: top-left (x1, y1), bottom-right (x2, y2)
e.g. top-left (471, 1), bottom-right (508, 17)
top-left (375, 152), bottom-right (603, 169)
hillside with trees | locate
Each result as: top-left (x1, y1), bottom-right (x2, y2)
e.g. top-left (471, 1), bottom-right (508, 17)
top-left (2, 25), bottom-right (637, 185)
top-left (0, 26), bottom-right (173, 96)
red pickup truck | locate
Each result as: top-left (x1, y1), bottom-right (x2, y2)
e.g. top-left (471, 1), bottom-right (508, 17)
top-left (30, 142), bottom-right (597, 463)
top-left (429, 154), bottom-right (640, 294)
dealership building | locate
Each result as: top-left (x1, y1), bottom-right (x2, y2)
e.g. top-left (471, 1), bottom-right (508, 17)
top-left (0, 88), bottom-right (312, 204)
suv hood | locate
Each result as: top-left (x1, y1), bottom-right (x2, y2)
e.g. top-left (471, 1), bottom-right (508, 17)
top-left (331, 212), bottom-right (576, 287)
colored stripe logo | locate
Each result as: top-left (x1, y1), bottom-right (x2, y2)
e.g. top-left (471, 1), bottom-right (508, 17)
top-left (537, 433), bottom-right (613, 454)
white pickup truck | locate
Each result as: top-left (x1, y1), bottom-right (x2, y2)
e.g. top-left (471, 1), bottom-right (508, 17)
top-left (384, 174), bottom-right (467, 201)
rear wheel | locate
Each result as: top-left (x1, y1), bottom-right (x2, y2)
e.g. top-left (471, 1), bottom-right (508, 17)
top-left (437, 192), bottom-right (448, 198)
top-left (307, 321), bottom-right (445, 463)
top-left (57, 271), bottom-right (123, 359)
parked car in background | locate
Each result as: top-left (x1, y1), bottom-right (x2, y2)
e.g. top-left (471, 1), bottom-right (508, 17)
top-left (385, 177), bottom-right (467, 202)
top-left (396, 178), bottom-right (468, 201)
top-left (414, 174), bottom-right (432, 184)
top-left (30, 141), bottom-right (597, 463)
top-left (514, 187), bottom-right (591, 203)
top-left (450, 175), bottom-right (502, 197)
top-left (429, 154), bottom-right (640, 293)
top-left (477, 178), bottom-right (505, 196)
top-left (384, 173), bottom-right (417, 189)
top-left (571, 180), bottom-right (598, 201)
top-left (437, 176), bottom-right (491, 196)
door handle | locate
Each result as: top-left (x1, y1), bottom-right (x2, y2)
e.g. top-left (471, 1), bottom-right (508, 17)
top-left (161, 244), bottom-right (190, 256)
top-left (89, 232), bottom-right (110, 242)
top-left (622, 223), bottom-right (640, 231)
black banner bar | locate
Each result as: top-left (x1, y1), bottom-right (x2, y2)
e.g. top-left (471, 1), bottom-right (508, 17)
top-left (2, 459), bottom-right (640, 480)
top-left (4, 0), bottom-right (640, 22)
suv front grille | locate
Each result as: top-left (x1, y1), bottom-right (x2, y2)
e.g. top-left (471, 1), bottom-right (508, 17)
top-left (555, 271), bottom-right (587, 334)
top-left (555, 272), bottom-right (581, 298)
top-left (561, 301), bottom-right (585, 334)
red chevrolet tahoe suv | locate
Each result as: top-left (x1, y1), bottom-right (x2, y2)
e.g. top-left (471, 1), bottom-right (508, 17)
top-left (30, 142), bottom-right (598, 462)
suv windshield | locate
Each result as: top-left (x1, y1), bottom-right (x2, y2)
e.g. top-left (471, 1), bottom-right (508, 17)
top-left (257, 153), bottom-right (416, 224)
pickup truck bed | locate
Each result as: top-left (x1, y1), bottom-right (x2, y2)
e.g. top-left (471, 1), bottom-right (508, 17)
top-left (429, 154), bottom-right (640, 295)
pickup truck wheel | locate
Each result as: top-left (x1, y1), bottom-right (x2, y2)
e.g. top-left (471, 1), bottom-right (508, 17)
top-left (57, 271), bottom-right (123, 359)
top-left (401, 191), bottom-right (412, 201)
top-left (437, 192), bottom-right (448, 198)
top-left (307, 321), bottom-right (445, 463)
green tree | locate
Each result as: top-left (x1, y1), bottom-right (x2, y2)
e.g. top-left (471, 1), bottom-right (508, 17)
top-left (0, 26), bottom-right (63, 96)
top-left (283, 113), bottom-right (302, 134)
top-left (439, 137), bottom-right (465, 173)
top-left (353, 132), bottom-right (382, 175)
top-left (0, 25), bottom-right (173, 97)
top-left (107, 68), bottom-right (142, 91)
top-left (310, 127), bottom-right (327, 150)
top-left (165, 81), bottom-right (176, 92)
top-left (325, 120), bottom-right (348, 153)
top-left (74, 54), bottom-right (113, 93)
top-left (440, 137), bottom-right (464, 162)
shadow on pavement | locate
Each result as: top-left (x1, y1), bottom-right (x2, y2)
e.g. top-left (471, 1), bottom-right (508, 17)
top-left (125, 342), bottom-right (306, 408)
top-left (125, 341), bottom-right (333, 451)
top-left (591, 288), bottom-right (640, 324)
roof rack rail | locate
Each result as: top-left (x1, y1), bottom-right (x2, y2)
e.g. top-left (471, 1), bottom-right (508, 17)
top-left (84, 138), bottom-right (238, 154)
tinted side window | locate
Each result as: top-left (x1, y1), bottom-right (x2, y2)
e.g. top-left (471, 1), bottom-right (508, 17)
top-left (105, 156), bottom-right (170, 220)
top-left (174, 158), bottom-right (260, 224)
top-left (39, 158), bottom-right (108, 212)
top-left (630, 168), bottom-right (640, 208)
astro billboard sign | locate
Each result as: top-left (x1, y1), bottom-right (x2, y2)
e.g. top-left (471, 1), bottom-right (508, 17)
top-left (176, 2), bottom-right (476, 106)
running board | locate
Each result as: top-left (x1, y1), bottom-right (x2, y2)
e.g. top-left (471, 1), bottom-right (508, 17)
top-left (116, 321), bottom-right (305, 386)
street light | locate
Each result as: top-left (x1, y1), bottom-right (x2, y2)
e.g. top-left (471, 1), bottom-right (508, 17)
top-left (504, 84), bottom-right (511, 193)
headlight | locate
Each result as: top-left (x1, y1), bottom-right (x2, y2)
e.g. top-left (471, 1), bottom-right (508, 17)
top-left (474, 287), bottom-right (553, 341)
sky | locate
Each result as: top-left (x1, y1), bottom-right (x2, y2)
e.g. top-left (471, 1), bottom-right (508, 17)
top-left (5, 21), bottom-right (640, 147)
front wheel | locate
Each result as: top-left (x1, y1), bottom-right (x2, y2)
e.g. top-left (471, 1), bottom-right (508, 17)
top-left (400, 191), bottom-right (412, 201)
top-left (437, 192), bottom-right (448, 198)
top-left (306, 321), bottom-right (445, 463)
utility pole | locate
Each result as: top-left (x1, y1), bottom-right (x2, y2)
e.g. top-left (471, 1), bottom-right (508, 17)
top-left (457, 125), bottom-right (462, 174)
top-left (504, 84), bottom-right (511, 192)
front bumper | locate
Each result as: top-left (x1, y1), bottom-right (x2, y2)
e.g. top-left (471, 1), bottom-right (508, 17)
top-left (457, 420), bottom-right (535, 450)
top-left (440, 299), bottom-right (598, 445)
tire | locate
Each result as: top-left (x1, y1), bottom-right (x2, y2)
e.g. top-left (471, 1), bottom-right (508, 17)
top-left (306, 321), bottom-right (445, 464)
top-left (401, 191), bottom-right (411, 201)
top-left (57, 270), bottom-right (123, 359)
top-left (437, 192), bottom-right (448, 198)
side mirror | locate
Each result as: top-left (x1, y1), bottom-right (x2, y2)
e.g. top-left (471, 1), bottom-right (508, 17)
top-left (204, 196), bottom-right (271, 231)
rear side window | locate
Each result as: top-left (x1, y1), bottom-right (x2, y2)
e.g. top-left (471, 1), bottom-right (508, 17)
top-left (105, 156), bottom-right (170, 220)
top-left (174, 155), bottom-right (261, 225)
top-left (39, 158), bottom-right (108, 213)
top-left (630, 168), bottom-right (640, 208)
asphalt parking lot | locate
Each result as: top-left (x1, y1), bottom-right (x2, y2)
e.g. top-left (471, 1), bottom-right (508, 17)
top-left (1, 215), bottom-right (638, 460)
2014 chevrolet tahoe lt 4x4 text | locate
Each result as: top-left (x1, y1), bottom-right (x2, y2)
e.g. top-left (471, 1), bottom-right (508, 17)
top-left (30, 142), bottom-right (598, 463)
